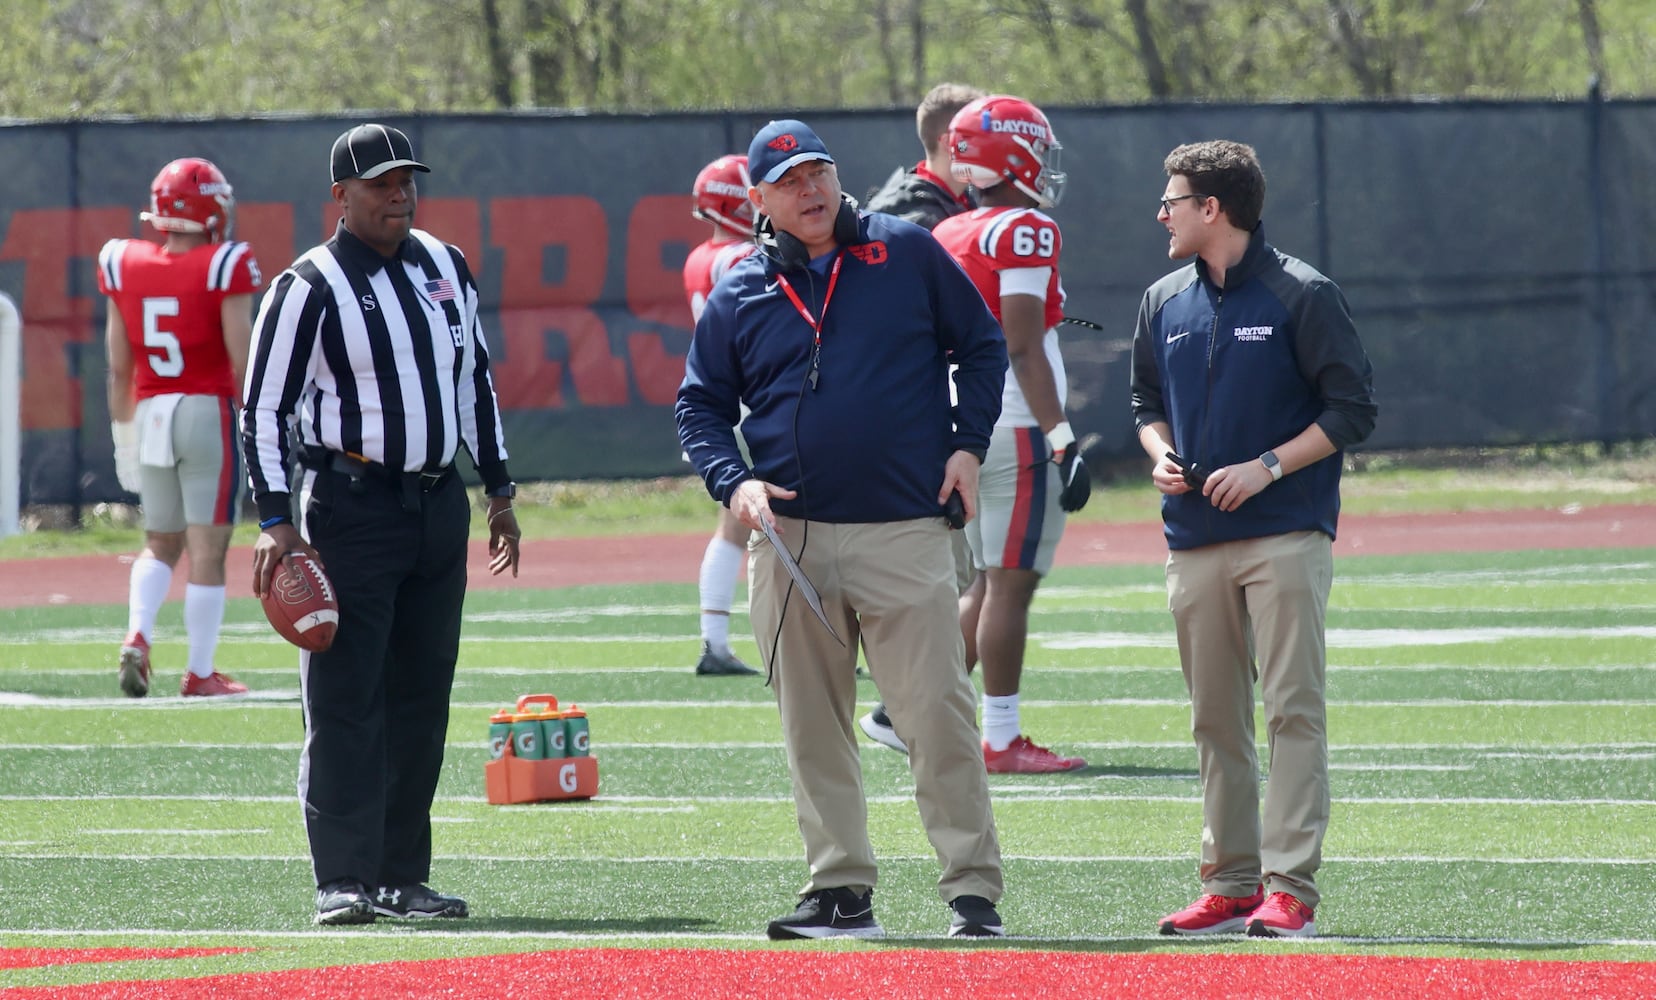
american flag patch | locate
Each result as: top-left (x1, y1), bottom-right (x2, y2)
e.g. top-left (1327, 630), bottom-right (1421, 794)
top-left (424, 278), bottom-right (456, 302)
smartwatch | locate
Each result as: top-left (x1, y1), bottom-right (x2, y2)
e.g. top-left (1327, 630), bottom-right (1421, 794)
top-left (1259, 451), bottom-right (1282, 482)
top-left (486, 481), bottom-right (517, 499)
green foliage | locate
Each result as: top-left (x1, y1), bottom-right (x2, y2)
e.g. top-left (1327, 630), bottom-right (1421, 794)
top-left (3, 0), bottom-right (1655, 121)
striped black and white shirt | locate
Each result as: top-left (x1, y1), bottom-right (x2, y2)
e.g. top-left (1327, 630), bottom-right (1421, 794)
top-left (241, 223), bottom-right (510, 522)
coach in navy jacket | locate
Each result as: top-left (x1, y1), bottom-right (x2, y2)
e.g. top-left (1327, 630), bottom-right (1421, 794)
top-left (1131, 140), bottom-right (1375, 940)
top-left (676, 119), bottom-right (1009, 940)
top-left (678, 210), bottom-right (1005, 523)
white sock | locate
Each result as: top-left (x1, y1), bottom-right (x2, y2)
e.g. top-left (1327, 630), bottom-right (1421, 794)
top-left (128, 557), bottom-right (172, 641)
top-left (184, 583), bottom-right (226, 679)
top-left (982, 693), bottom-right (1021, 752)
top-left (699, 536), bottom-right (745, 650)
top-left (701, 612), bottom-right (731, 651)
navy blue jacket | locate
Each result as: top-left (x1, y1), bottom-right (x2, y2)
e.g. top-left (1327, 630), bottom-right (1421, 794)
top-left (675, 211), bottom-right (1007, 523)
top-left (1130, 225), bottom-right (1377, 550)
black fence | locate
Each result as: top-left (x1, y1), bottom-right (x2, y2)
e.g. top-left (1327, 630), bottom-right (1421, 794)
top-left (2, 98), bottom-right (1652, 505)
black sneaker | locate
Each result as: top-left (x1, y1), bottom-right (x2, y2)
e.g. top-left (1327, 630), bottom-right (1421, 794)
top-left (948, 894), bottom-right (1005, 938)
top-left (314, 879), bottom-right (375, 926)
top-left (372, 883), bottom-right (469, 919)
top-left (858, 703), bottom-right (909, 754)
top-left (695, 641), bottom-right (759, 677)
top-left (766, 887), bottom-right (883, 940)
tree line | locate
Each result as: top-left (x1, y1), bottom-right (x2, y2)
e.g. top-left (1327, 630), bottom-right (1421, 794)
top-left (0, 0), bottom-right (1645, 120)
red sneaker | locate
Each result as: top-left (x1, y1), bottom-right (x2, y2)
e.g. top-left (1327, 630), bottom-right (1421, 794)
top-left (118, 632), bottom-right (151, 698)
top-left (181, 671), bottom-right (249, 697)
top-left (1159, 886), bottom-right (1265, 935)
top-left (1246, 891), bottom-right (1317, 938)
top-left (983, 735), bottom-right (1086, 773)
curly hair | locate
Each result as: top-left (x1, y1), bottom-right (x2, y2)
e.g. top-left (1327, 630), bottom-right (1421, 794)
top-left (1164, 140), bottom-right (1266, 232)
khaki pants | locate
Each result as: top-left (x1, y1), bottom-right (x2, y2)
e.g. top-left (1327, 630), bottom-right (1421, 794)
top-left (1165, 529), bottom-right (1332, 908)
top-left (751, 516), bottom-right (1003, 903)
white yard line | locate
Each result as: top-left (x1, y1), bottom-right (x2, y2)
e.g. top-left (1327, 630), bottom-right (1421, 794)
top-left (4, 694), bottom-right (1652, 709)
top-left (4, 926), bottom-right (1650, 948)
top-left (2, 792), bottom-right (1650, 807)
top-left (3, 742), bottom-right (1653, 761)
top-left (0, 851), bottom-right (1650, 867)
top-left (12, 661), bottom-right (1656, 674)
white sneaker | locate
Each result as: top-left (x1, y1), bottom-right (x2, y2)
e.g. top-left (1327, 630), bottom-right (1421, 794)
top-left (858, 703), bottom-right (908, 754)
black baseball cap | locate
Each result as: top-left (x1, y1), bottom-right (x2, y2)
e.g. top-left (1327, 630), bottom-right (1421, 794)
top-left (330, 124), bottom-right (431, 183)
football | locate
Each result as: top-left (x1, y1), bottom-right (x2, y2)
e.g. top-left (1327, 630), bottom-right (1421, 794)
top-left (261, 552), bottom-right (339, 653)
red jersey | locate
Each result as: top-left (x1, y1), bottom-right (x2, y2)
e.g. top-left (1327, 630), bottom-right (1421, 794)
top-left (683, 237), bottom-right (756, 323)
top-left (932, 205), bottom-right (1068, 427)
top-left (97, 238), bottom-right (262, 399)
top-left (931, 205), bottom-right (1066, 330)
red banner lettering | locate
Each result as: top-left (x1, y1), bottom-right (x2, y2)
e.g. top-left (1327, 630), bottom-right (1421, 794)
top-left (490, 196), bottom-right (626, 409)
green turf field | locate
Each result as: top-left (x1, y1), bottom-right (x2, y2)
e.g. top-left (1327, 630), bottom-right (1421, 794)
top-left (0, 545), bottom-right (1652, 988)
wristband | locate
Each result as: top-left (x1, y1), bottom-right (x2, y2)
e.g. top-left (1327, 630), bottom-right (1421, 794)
top-left (1046, 422), bottom-right (1075, 460)
top-left (259, 515), bottom-right (291, 530)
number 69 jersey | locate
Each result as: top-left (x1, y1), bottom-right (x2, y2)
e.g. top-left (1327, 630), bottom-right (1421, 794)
top-left (932, 205), bottom-right (1068, 425)
top-left (96, 238), bottom-right (262, 400)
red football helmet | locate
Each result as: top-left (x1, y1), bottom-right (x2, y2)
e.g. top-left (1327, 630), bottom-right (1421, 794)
top-left (948, 95), bottom-right (1066, 208)
top-left (141, 157), bottom-right (235, 240)
top-left (692, 154), bottom-right (756, 238)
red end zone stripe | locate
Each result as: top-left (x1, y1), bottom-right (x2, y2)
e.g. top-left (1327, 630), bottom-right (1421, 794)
top-left (2, 947), bottom-right (1651, 999)
top-left (0, 947), bottom-right (249, 970)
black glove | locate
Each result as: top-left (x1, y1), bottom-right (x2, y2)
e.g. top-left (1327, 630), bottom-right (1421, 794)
top-left (1057, 450), bottom-right (1090, 512)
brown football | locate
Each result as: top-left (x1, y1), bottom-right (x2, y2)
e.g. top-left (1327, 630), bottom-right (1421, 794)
top-left (261, 552), bottom-right (339, 653)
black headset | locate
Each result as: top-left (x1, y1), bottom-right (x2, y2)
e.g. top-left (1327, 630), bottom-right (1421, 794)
top-left (756, 195), bottom-right (862, 270)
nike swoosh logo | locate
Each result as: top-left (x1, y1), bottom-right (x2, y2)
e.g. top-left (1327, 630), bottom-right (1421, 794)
top-left (834, 903), bottom-right (872, 920)
top-left (764, 280), bottom-right (780, 293)
top-left (1166, 330), bottom-right (1191, 345)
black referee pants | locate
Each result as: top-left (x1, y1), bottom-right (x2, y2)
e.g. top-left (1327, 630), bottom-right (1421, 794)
top-left (298, 464), bottom-right (469, 889)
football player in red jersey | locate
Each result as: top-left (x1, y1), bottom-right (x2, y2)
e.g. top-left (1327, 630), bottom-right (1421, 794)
top-left (932, 96), bottom-right (1091, 773)
top-left (99, 157), bottom-right (262, 698)
top-left (682, 154), bottom-right (761, 676)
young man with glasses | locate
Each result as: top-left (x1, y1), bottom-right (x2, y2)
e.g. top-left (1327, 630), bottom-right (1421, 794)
top-left (1131, 140), bottom-right (1377, 938)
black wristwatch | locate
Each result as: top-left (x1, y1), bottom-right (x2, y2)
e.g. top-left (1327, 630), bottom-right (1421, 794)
top-left (486, 482), bottom-right (517, 499)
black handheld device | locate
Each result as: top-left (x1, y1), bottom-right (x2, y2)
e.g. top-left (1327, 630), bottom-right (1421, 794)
top-left (943, 490), bottom-right (966, 529)
top-left (1166, 451), bottom-right (1210, 490)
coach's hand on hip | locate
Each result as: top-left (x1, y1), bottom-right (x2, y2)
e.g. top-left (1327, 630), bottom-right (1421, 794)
top-left (486, 497), bottom-right (521, 577)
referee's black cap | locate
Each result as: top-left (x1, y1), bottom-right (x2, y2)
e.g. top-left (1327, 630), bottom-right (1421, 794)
top-left (331, 124), bottom-right (431, 183)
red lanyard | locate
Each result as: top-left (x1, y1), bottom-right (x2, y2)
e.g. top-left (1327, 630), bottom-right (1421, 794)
top-left (774, 251), bottom-right (844, 349)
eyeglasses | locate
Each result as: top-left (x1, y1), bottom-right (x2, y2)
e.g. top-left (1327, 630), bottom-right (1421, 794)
top-left (1159, 193), bottom-right (1206, 213)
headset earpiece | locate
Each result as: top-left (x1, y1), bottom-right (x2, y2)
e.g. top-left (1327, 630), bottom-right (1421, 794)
top-left (832, 195), bottom-right (861, 245)
top-left (758, 195), bottom-right (863, 271)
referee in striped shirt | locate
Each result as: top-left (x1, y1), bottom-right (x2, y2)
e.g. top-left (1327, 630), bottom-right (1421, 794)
top-left (241, 123), bottom-right (521, 926)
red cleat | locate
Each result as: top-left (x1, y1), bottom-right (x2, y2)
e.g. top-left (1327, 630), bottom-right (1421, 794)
top-left (983, 735), bottom-right (1086, 773)
top-left (1246, 891), bottom-right (1317, 938)
top-left (1159, 886), bottom-right (1265, 935)
top-left (181, 671), bottom-right (249, 697)
top-left (118, 632), bottom-right (151, 698)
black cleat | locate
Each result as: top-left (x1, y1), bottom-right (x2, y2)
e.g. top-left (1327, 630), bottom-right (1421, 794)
top-left (314, 879), bottom-right (375, 925)
top-left (695, 641), bottom-right (759, 676)
top-left (372, 883), bottom-right (469, 919)
top-left (766, 887), bottom-right (884, 940)
top-left (948, 894), bottom-right (1006, 938)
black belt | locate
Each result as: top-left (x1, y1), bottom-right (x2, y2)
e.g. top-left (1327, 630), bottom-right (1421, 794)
top-left (316, 450), bottom-right (454, 493)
